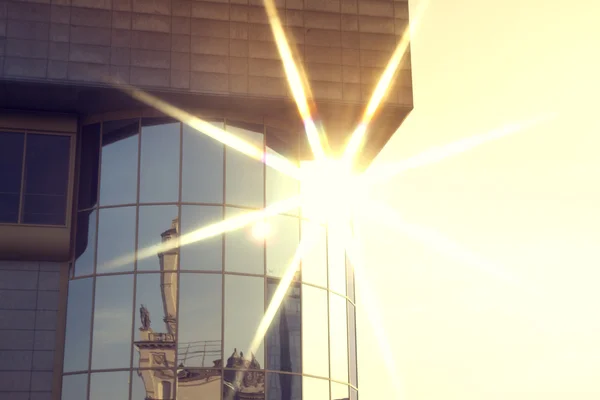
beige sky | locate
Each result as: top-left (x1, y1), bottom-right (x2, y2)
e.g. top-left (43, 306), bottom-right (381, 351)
top-left (356, 0), bottom-right (600, 399)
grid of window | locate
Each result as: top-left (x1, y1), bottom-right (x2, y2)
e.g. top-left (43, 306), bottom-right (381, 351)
top-left (62, 117), bottom-right (358, 400)
top-left (0, 130), bottom-right (72, 225)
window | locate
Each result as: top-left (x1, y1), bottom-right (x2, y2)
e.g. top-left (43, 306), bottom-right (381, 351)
top-left (0, 131), bottom-right (71, 225)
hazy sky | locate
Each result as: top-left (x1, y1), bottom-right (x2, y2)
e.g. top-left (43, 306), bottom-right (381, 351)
top-left (356, 0), bottom-right (600, 399)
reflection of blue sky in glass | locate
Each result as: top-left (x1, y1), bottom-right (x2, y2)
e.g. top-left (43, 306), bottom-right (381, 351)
top-left (224, 275), bottom-right (265, 366)
top-left (61, 373), bottom-right (87, 400)
top-left (329, 294), bottom-right (349, 383)
top-left (91, 275), bottom-right (133, 370)
top-left (96, 206), bottom-right (136, 273)
top-left (267, 214), bottom-right (299, 278)
top-left (63, 278), bottom-right (93, 372)
top-left (140, 122), bottom-right (179, 203)
top-left (225, 207), bottom-right (264, 274)
top-left (89, 371), bottom-right (129, 400)
top-left (302, 376), bottom-right (329, 400)
top-left (180, 205), bottom-right (223, 271)
top-left (137, 205), bottom-right (178, 271)
top-left (178, 273), bottom-right (222, 367)
top-left (302, 285), bottom-right (329, 378)
top-left (99, 132), bottom-right (138, 206)
top-left (74, 210), bottom-right (96, 277)
top-left (225, 124), bottom-right (264, 208)
top-left (182, 122), bottom-right (224, 204)
top-left (300, 220), bottom-right (327, 287)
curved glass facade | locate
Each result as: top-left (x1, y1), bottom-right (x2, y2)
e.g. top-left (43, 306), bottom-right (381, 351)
top-left (62, 116), bottom-right (357, 400)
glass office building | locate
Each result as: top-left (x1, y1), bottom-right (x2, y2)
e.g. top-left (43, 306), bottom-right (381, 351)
top-left (0, 1), bottom-right (412, 399)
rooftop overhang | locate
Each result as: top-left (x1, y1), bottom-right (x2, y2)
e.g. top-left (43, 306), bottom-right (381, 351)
top-left (0, 78), bottom-right (412, 170)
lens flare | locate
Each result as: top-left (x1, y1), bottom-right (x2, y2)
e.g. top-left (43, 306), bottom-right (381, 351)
top-left (263, 0), bottom-right (325, 161)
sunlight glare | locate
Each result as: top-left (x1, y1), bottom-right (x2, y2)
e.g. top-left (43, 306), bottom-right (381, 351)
top-left (251, 220), bottom-right (272, 240)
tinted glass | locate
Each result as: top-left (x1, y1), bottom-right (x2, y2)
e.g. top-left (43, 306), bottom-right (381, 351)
top-left (225, 121), bottom-right (264, 208)
top-left (347, 302), bottom-right (357, 387)
top-left (132, 369), bottom-right (175, 400)
top-left (302, 285), bottom-right (329, 378)
top-left (224, 275), bottom-right (265, 367)
top-left (267, 373), bottom-right (302, 400)
top-left (0, 132), bottom-right (24, 223)
top-left (302, 376), bottom-right (329, 400)
top-left (63, 278), bottom-right (93, 372)
top-left (180, 205), bottom-right (223, 271)
top-left (177, 368), bottom-right (222, 399)
top-left (22, 133), bottom-right (71, 225)
top-left (178, 273), bottom-right (222, 368)
top-left (89, 371), bottom-right (130, 400)
top-left (61, 374), bottom-right (88, 400)
top-left (139, 119), bottom-right (180, 203)
top-left (137, 205), bottom-right (179, 271)
top-left (266, 279), bottom-right (301, 373)
top-left (329, 294), bottom-right (348, 383)
top-left (225, 207), bottom-right (264, 274)
top-left (78, 124), bottom-right (100, 210)
top-left (91, 275), bottom-right (133, 370)
top-left (182, 121), bottom-right (224, 204)
top-left (327, 228), bottom-right (346, 295)
top-left (96, 206), bottom-right (136, 273)
top-left (331, 382), bottom-right (349, 400)
top-left (74, 210), bottom-right (96, 277)
top-left (300, 220), bottom-right (327, 287)
top-left (267, 215), bottom-right (299, 278)
top-left (100, 119), bottom-right (139, 206)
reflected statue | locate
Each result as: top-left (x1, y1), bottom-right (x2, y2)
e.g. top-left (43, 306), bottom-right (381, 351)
top-left (140, 304), bottom-right (151, 331)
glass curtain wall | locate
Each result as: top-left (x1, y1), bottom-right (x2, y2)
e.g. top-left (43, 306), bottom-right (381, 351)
top-left (62, 116), bottom-right (357, 400)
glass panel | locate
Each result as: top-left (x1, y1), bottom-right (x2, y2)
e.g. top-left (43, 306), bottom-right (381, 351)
top-left (137, 205), bottom-right (179, 271)
top-left (300, 220), bottom-right (327, 287)
top-left (327, 228), bottom-right (346, 295)
top-left (266, 215), bottom-right (299, 278)
top-left (134, 273), bottom-right (177, 368)
top-left (100, 119), bottom-right (139, 206)
top-left (139, 119), bottom-right (180, 203)
top-left (225, 121), bottom-right (264, 208)
top-left (177, 368), bottom-right (221, 400)
top-left (302, 376), bottom-right (328, 400)
top-left (78, 124), bottom-right (100, 210)
top-left (225, 207), bottom-right (264, 275)
top-left (301, 285), bottom-right (328, 378)
top-left (182, 121), bottom-right (224, 204)
top-left (267, 373), bottom-right (302, 400)
top-left (61, 373), bottom-right (88, 400)
top-left (265, 138), bottom-right (299, 217)
top-left (132, 369), bottom-right (175, 400)
top-left (0, 131), bottom-right (24, 223)
top-left (266, 279), bottom-right (301, 373)
top-left (329, 294), bottom-right (348, 383)
top-left (63, 278), bottom-right (93, 372)
top-left (96, 206), bottom-right (136, 274)
top-left (224, 275), bottom-right (265, 367)
top-left (22, 133), bottom-right (71, 225)
top-left (89, 371), bottom-right (130, 400)
top-left (91, 275), bottom-right (133, 370)
top-left (74, 210), bottom-right (96, 277)
top-left (180, 205), bottom-right (223, 271)
top-left (178, 273), bottom-right (222, 368)
top-left (346, 257), bottom-right (355, 302)
top-left (331, 382), bottom-right (349, 400)
top-left (347, 302), bottom-right (357, 387)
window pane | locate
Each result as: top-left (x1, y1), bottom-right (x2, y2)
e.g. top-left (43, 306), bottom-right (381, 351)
top-left (224, 275), bottom-right (265, 367)
top-left (137, 205), bottom-right (179, 271)
top-left (63, 278), bottom-right (93, 372)
top-left (78, 124), bottom-right (100, 210)
top-left (0, 131), bottom-right (24, 223)
top-left (225, 207), bottom-right (264, 274)
top-left (266, 140), bottom-right (299, 217)
top-left (331, 382), bottom-right (349, 400)
top-left (328, 228), bottom-right (346, 295)
top-left (89, 371), bottom-right (130, 400)
top-left (267, 373), bottom-right (302, 400)
top-left (74, 210), bottom-right (96, 277)
top-left (302, 285), bottom-right (328, 378)
top-left (134, 273), bottom-right (177, 368)
top-left (225, 121), bottom-right (264, 208)
top-left (300, 221), bottom-right (327, 287)
top-left (267, 215), bottom-right (299, 278)
top-left (96, 206), bottom-right (136, 274)
top-left (266, 279), bottom-right (301, 373)
top-left (139, 119), bottom-right (180, 203)
top-left (22, 133), bottom-right (71, 225)
top-left (177, 368), bottom-right (222, 399)
top-left (302, 376), bottom-right (328, 400)
top-left (178, 273), bottom-right (222, 368)
top-left (329, 293), bottom-right (348, 383)
top-left (61, 374), bottom-right (88, 400)
top-left (182, 121), bottom-right (224, 204)
top-left (91, 275), bottom-right (133, 370)
top-left (180, 205), bottom-right (223, 271)
top-left (132, 369), bottom-right (175, 400)
top-left (100, 119), bottom-right (139, 206)
top-left (347, 302), bottom-right (357, 387)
